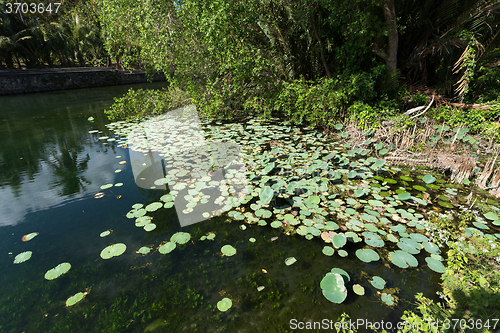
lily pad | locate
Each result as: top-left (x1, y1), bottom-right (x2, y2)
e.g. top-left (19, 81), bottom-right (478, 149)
top-left (217, 297), bottom-right (232, 312)
top-left (322, 246), bottom-right (335, 256)
top-left (423, 174), bottom-right (436, 184)
top-left (388, 250), bottom-right (418, 268)
top-left (21, 232), bottom-right (39, 242)
top-left (137, 246), bottom-right (151, 254)
top-left (330, 268), bottom-right (350, 283)
top-left (425, 257), bottom-right (445, 273)
top-left (370, 276), bottom-right (386, 289)
top-left (397, 192), bottom-right (411, 201)
top-left (144, 223), bottom-right (157, 232)
top-left (353, 284), bottom-right (365, 296)
top-left (13, 251), bottom-right (32, 264)
top-left (285, 257), bottom-right (297, 266)
top-left (381, 293), bottom-right (394, 306)
top-left (158, 242), bottom-right (176, 254)
top-left (145, 202), bottom-right (163, 212)
top-left (355, 248), bottom-right (380, 263)
top-left (332, 234), bottom-right (347, 249)
top-left (320, 272), bottom-right (347, 304)
top-left (100, 230), bottom-right (111, 237)
top-left (170, 232), bottom-right (191, 244)
top-left (221, 245), bottom-right (237, 256)
top-left (100, 243), bottom-right (126, 259)
top-left (484, 212), bottom-right (499, 220)
top-left (66, 292), bottom-right (85, 307)
top-left (45, 262), bottom-right (72, 280)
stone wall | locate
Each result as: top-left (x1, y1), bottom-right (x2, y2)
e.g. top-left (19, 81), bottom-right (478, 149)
top-left (0, 67), bottom-right (166, 95)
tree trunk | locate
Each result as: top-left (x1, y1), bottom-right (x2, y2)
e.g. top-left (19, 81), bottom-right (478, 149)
top-left (372, 0), bottom-right (398, 73)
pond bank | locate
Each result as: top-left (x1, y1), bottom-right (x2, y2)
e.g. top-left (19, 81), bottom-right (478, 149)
top-left (0, 67), bottom-right (166, 95)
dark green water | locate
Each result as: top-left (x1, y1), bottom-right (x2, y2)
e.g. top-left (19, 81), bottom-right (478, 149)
top-left (0, 84), bottom-right (441, 333)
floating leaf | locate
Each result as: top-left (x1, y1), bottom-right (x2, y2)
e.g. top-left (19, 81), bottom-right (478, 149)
top-left (330, 268), bottom-right (350, 283)
top-left (145, 202), bottom-right (163, 212)
top-left (381, 293), bottom-right (394, 306)
top-left (484, 212), bottom-right (499, 221)
top-left (388, 250), bottom-right (418, 268)
top-left (425, 257), bottom-right (445, 273)
top-left (370, 276), bottom-right (386, 289)
top-left (13, 251), bottom-right (32, 264)
top-left (338, 250), bottom-right (348, 257)
top-left (353, 284), bottom-right (365, 295)
top-left (356, 249), bottom-right (380, 263)
top-left (21, 232), bottom-right (39, 242)
top-left (158, 242), bottom-right (176, 254)
top-left (285, 257), bottom-right (297, 266)
top-left (423, 174), bottom-right (436, 184)
top-left (170, 232), bottom-right (191, 244)
top-left (137, 246), bottom-right (151, 254)
top-left (397, 192), bottom-right (411, 200)
top-left (397, 237), bottom-right (421, 254)
top-left (100, 230), bottom-right (112, 237)
top-left (144, 223), bottom-right (157, 232)
top-left (320, 273), bottom-right (347, 304)
top-left (66, 292), bottom-right (85, 307)
top-left (217, 297), bottom-right (232, 312)
top-left (322, 246), bottom-right (335, 256)
top-left (221, 245), bottom-right (237, 256)
top-left (259, 186), bottom-right (274, 204)
top-left (45, 262), bottom-right (71, 280)
top-left (100, 243), bottom-right (126, 260)
top-left (257, 286), bottom-right (265, 292)
top-left (332, 234), bottom-right (347, 249)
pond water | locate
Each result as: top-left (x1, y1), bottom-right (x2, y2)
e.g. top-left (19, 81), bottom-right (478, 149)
top-left (0, 84), bottom-right (449, 332)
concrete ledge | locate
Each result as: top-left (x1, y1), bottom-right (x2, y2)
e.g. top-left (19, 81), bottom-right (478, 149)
top-left (0, 67), bottom-right (166, 95)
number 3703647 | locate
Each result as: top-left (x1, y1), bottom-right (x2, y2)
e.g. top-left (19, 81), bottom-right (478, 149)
top-left (5, 2), bottom-right (61, 14)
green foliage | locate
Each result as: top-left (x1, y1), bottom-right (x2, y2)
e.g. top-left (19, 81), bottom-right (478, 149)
top-left (400, 236), bottom-right (500, 333)
top-left (104, 87), bottom-right (191, 121)
top-left (465, 66), bottom-right (500, 103)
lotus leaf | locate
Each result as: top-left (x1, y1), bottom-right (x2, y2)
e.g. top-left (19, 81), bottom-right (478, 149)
top-left (170, 232), bottom-right (191, 244)
top-left (45, 262), bottom-right (72, 279)
top-left (221, 245), bottom-right (237, 256)
top-left (425, 257), bottom-right (445, 273)
top-left (320, 273), bottom-right (347, 304)
top-left (22, 232), bottom-right (38, 242)
top-left (484, 212), bottom-right (499, 220)
top-left (159, 242), bottom-right (176, 254)
top-left (249, 238), bottom-right (256, 243)
top-left (138, 246), bottom-right (151, 254)
top-left (397, 237), bottom-right (421, 254)
top-left (13, 251), bottom-right (32, 264)
top-left (423, 174), bottom-right (436, 184)
top-left (217, 297), bottom-right (232, 312)
top-left (332, 234), bottom-right (347, 249)
top-left (100, 243), bottom-right (126, 260)
top-left (257, 286), bottom-right (265, 291)
top-left (282, 256), bottom-right (297, 266)
top-left (144, 223), bottom-right (157, 232)
top-left (330, 268), bottom-right (350, 283)
top-left (409, 233), bottom-right (428, 243)
top-left (337, 250), bottom-right (349, 258)
top-left (397, 192), bottom-right (411, 200)
top-left (66, 292), bottom-right (85, 307)
top-left (356, 249), bottom-right (380, 263)
top-left (100, 230), bottom-right (111, 237)
top-left (259, 186), bottom-right (273, 204)
top-left (353, 284), bottom-right (365, 295)
top-left (381, 293), bottom-right (394, 306)
top-left (388, 250), bottom-right (418, 268)
top-left (322, 246), bottom-right (335, 256)
top-left (370, 276), bottom-right (386, 289)
top-left (145, 202), bottom-right (163, 212)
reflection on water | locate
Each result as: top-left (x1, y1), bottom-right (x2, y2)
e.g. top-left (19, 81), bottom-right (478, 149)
top-left (0, 83), bottom-right (167, 226)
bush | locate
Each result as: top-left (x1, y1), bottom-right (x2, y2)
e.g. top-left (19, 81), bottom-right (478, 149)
top-left (104, 87), bottom-right (191, 121)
